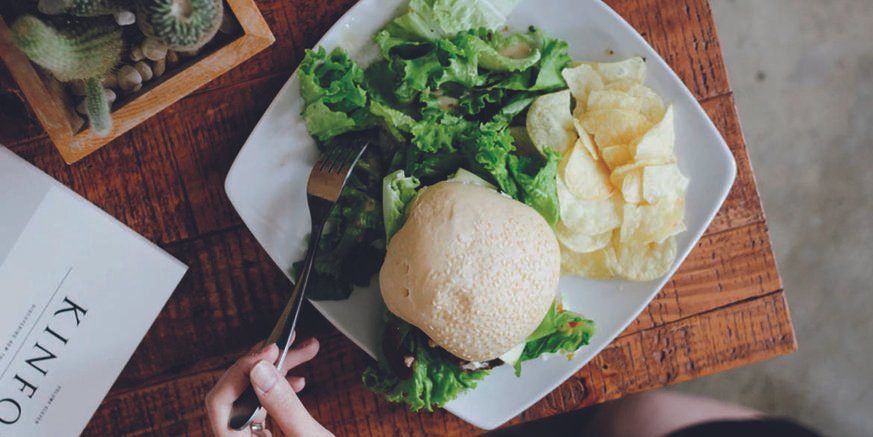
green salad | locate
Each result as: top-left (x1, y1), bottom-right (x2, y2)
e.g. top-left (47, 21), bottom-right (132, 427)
top-left (295, 0), bottom-right (596, 411)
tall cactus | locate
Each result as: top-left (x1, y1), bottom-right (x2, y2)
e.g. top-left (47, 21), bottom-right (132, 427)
top-left (136, 0), bottom-right (223, 50)
top-left (11, 15), bottom-right (122, 136)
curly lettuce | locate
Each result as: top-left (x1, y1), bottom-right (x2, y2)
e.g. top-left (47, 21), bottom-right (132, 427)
top-left (508, 147), bottom-right (561, 226)
top-left (514, 302), bottom-right (596, 375)
top-left (376, 0), bottom-right (520, 51)
top-left (362, 316), bottom-right (489, 412)
top-left (298, 47), bottom-right (373, 141)
top-left (363, 302), bottom-right (595, 411)
top-left (382, 170), bottom-right (421, 242)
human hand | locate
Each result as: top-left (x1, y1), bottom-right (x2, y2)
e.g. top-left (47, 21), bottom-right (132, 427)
top-left (205, 338), bottom-right (332, 437)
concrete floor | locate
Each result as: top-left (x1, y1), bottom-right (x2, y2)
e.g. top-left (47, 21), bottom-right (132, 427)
top-left (674, 1), bottom-right (873, 436)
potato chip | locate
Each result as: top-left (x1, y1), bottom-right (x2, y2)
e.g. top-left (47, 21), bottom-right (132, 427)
top-left (560, 244), bottom-right (615, 279)
top-left (605, 80), bottom-right (637, 92)
top-left (627, 84), bottom-right (667, 123)
top-left (561, 64), bottom-right (604, 110)
top-left (581, 109), bottom-right (653, 147)
top-left (591, 57), bottom-right (646, 84)
top-left (587, 89), bottom-right (641, 113)
top-left (527, 90), bottom-right (576, 155)
top-left (602, 81), bottom-right (665, 122)
top-left (613, 237), bottom-right (677, 281)
top-left (642, 163), bottom-right (689, 203)
top-left (557, 180), bottom-right (621, 236)
top-left (620, 168), bottom-right (643, 204)
top-left (600, 145), bottom-right (632, 170)
top-left (609, 160), bottom-right (669, 190)
top-left (551, 58), bottom-right (686, 283)
top-left (559, 139), bottom-right (613, 200)
top-left (633, 105), bottom-right (675, 161)
top-left (556, 224), bottom-right (611, 253)
top-left (571, 119), bottom-right (599, 159)
top-left (619, 199), bottom-right (685, 245)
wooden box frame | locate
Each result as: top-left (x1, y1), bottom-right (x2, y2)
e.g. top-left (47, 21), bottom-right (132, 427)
top-left (0, 0), bottom-right (274, 164)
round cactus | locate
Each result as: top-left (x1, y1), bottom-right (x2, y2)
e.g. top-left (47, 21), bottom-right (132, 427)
top-left (136, 0), bottom-right (223, 50)
top-left (10, 15), bottom-right (122, 136)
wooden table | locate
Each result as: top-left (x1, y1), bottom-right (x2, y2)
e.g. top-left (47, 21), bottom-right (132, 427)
top-left (0, 0), bottom-right (796, 434)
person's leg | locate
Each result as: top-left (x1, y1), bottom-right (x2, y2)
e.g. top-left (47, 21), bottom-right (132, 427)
top-left (584, 391), bottom-right (762, 437)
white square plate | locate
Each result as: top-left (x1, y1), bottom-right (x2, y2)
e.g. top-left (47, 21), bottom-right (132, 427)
top-left (225, 0), bottom-right (736, 430)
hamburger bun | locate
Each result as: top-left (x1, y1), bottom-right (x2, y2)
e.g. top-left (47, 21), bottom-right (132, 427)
top-left (379, 180), bottom-right (560, 362)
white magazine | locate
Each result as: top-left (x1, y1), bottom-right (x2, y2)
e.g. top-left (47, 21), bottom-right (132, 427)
top-left (0, 147), bottom-right (187, 436)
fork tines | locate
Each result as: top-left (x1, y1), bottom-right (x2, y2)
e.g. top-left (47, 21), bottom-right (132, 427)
top-left (316, 145), bottom-right (362, 174)
top-left (307, 138), bottom-right (369, 203)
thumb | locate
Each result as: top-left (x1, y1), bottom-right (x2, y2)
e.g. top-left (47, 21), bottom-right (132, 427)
top-left (249, 361), bottom-right (331, 437)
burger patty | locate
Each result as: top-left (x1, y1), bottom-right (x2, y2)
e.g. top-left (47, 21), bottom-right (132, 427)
top-left (381, 322), bottom-right (503, 380)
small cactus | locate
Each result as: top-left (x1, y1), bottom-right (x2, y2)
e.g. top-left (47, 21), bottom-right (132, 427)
top-left (11, 15), bottom-right (122, 136)
top-left (83, 77), bottom-right (112, 134)
top-left (136, 0), bottom-right (223, 50)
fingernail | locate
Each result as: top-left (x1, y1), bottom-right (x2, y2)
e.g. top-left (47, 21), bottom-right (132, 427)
top-left (251, 361), bottom-right (279, 393)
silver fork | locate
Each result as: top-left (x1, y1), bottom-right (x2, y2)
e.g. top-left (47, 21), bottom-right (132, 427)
top-left (229, 135), bottom-right (370, 430)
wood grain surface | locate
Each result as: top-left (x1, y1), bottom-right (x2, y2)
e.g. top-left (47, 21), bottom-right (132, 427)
top-left (0, 0), bottom-right (796, 435)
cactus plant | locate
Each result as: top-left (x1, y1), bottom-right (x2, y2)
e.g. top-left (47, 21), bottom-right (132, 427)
top-left (83, 76), bottom-right (112, 134)
top-left (10, 15), bottom-right (123, 136)
top-left (38, 0), bottom-right (136, 25)
top-left (136, 0), bottom-right (223, 50)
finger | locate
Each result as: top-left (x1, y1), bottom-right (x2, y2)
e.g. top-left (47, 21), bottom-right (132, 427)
top-left (250, 361), bottom-right (328, 436)
top-left (210, 344), bottom-right (280, 406)
top-left (206, 344), bottom-right (279, 435)
top-left (288, 376), bottom-right (306, 393)
top-left (279, 338), bottom-right (320, 374)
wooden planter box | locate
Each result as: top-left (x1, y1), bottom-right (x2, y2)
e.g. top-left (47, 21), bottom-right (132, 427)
top-left (0, 0), bottom-right (274, 164)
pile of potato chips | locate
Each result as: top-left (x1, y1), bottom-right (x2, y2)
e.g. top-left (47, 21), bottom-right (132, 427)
top-left (526, 57), bottom-right (689, 281)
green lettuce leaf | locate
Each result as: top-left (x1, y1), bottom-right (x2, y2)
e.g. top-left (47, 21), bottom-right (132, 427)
top-left (530, 31), bottom-right (571, 90)
top-left (299, 47), bottom-right (373, 141)
top-left (385, 34), bottom-right (485, 104)
top-left (370, 100), bottom-right (416, 141)
top-left (493, 28), bottom-right (572, 92)
top-left (410, 151), bottom-right (465, 183)
top-left (508, 147), bottom-right (561, 225)
top-left (412, 112), bottom-right (471, 153)
top-left (377, 0), bottom-right (520, 48)
top-left (459, 120), bottom-right (518, 197)
top-left (302, 102), bottom-right (358, 142)
top-left (514, 302), bottom-right (596, 375)
top-left (362, 316), bottom-right (490, 412)
top-left (469, 31), bottom-right (542, 72)
top-left (383, 29), bottom-right (545, 105)
top-left (383, 170), bottom-right (421, 241)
